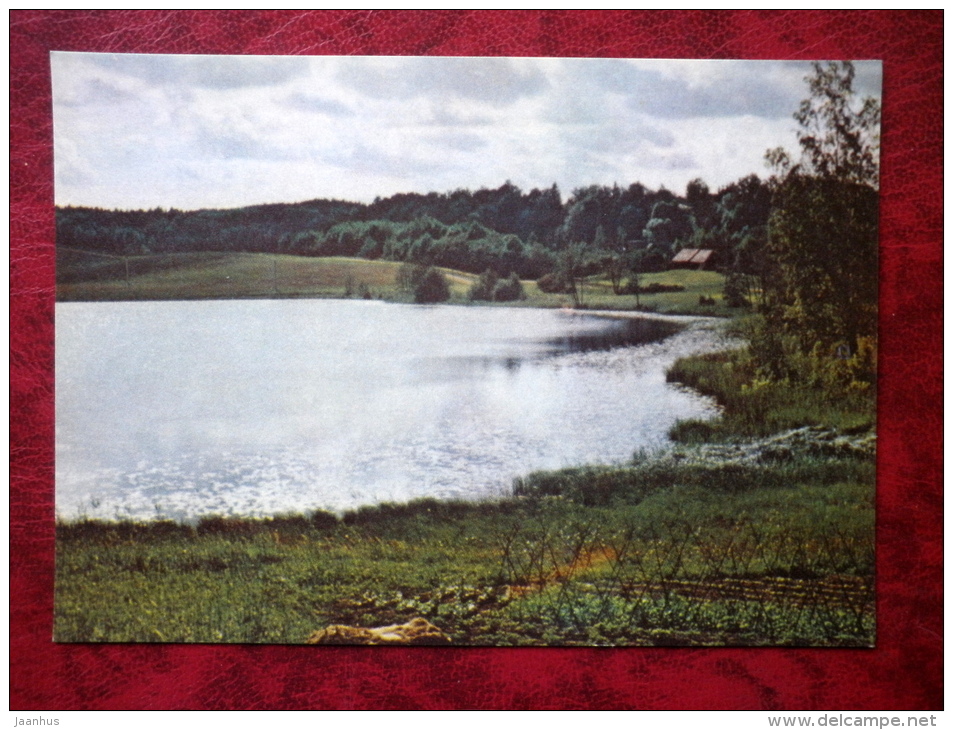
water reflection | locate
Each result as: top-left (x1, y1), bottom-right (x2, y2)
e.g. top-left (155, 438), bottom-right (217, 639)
top-left (539, 315), bottom-right (683, 356)
top-left (415, 315), bottom-right (684, 380)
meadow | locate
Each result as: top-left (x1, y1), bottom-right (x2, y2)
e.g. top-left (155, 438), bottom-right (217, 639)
top-left (56, 248), bottom-right (731, 316)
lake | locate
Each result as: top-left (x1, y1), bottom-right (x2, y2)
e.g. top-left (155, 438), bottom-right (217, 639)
top-left (55, 299), bottom-right (726, 521)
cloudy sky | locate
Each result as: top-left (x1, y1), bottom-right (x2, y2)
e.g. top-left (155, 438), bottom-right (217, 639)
top-left (51, 53), bottom-right (881, 210)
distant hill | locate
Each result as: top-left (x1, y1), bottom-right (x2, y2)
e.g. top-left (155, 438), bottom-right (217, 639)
top-left (56, 176), bottom-right (772, 282)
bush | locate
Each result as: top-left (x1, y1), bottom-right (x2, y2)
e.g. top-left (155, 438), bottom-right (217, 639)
top-left (492, 272), bottom-right (526, 302)
top-left (467, 269), bottom-right (498, 301)
top-left (723, 271), bottom-right (750, 308)
top-left (309, 510), bottom-right (340, 531)
top-left (620, 281), bottom-right (686, 295)
top-left (396, 262), bottom-right (426, 292)
top-left (537, 272), bottom-right (573, 293)
top-left (413, 267), bottom-right (451, 303)
top-left (668, 419), bottom-right (717, 443)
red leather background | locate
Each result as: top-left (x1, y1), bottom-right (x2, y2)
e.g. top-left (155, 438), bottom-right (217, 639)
top-left (10, 10), bottom-right (942, 710)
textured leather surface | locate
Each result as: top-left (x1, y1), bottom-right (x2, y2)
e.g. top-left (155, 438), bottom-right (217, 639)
top-left (10, 10), bottom-right (942, 710)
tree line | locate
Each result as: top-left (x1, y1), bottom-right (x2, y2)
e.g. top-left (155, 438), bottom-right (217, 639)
top-left (56, 174), bottom-right (773, 282)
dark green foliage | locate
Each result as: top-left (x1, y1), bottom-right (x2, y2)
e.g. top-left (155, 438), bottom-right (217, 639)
top-left (412, 267), bottom-right (450, 304)
top-left (767, 62), bottom-right (880, 187)
top-left (759, 61), bottom-right (880, 387)
top-left (668, 419), bottom-right (717, 443)
top-left (397, 260), bottom-right (452, 304)
top-left (340, 497), bottom-right (520, 530)
top-left (57, 519), bottom-right (194, 543)
top-left (666, 346), bottom-right (876, 438)
top-left (711, 174), bottom-right (772, 275)
top-left (309, 510), bottom-right (340, 531)
top-left (536, 271), bottom-right (573, 293)
top-left (642, 199), bottom-right (694, 250)
top-left (467, 268), bottom-right (499, 301)
top-left (513, 454), bottom-right (873, 507)
top-left (603, 253), bottom-right (627, 294)
top-left (620, 281), bottom-right (685, 295)
top-left (762, 177), bottom-right (878, 373)
top-left (56, 172), bottom-right (781, 293)
top-left (632, 246), bottom-right (669, 273)
top-left (197, 515), bottom-right (259, 538)
top-left (491, 272), bottom-right (525, 302)
top-left (396, 261), bottom-right (426, 293)
top-left (722, 270), bottom-right (750, 308)
top-left (555, 243), bottom-right (598, 308)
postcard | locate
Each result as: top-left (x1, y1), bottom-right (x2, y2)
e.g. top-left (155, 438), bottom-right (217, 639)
top-left (52, 53), bottom-right (880, 646)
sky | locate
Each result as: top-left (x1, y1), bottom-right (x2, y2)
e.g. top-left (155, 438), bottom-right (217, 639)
top-left (51, 53), bottom-right (882, 211)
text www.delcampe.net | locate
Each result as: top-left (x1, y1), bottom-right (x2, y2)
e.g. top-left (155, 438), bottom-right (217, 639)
top-left (768, 717), bottom-right (938, 728)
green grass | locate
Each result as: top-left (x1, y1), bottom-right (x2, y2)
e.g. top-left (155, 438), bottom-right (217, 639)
top-left (57, 248), bottom-right (728, 314)
top-left (57, 250), bottom-right (474, 302)
top-left (56, 501), bottom-right (518, 643)
top-left (492, 268), bottom-right (729, 315)
top-left (666, 347), bottom-right (876, 440)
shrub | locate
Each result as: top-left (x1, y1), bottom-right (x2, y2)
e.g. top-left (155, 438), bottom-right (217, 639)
top-left (467, 269), bottom-right (498, 301)
top-left (723, 271), bottom-right (750, 308)
top-left (413, 267), bottom-right (451, 303)
top-left (196, 515), bottom-right (259, 538)
top-left (668, 418), bottom-right (717, 444)
top-left (492, 272), bottom-right (526, 302)
top-left (620, 281), bottom-right (686, 295)
top-left (396, 262), bottom-right (426, 292)
top-left (537, 272), bottom-right (573, 293)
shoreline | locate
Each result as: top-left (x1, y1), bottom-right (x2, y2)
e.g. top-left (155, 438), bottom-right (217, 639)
top-left (55, 424), bottom-right (874, 528)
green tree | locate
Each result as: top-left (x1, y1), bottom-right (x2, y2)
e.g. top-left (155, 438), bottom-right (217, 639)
top-left (758, 61), bottom-right (880, 384)
top-left (467, 268), bottom-right (499, 301)
top-left (492, 272), bottom-right (526, 302)
top-left (413, 266), bottom-right (451, 304)
top-left (766, 61), bottom-right (880, 188)
top-left (604, 253), bottom-right (627, 295)
top-left (765, 177), bottom-right (878, 353)
top-left (557, 243), bottom-right (590, 308)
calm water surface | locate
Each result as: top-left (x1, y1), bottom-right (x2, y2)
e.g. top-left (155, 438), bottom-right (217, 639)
top-left (56, 299), bottom-right (726, 521)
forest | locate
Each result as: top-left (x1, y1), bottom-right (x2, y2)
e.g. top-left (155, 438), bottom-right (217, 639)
top-left (56, 174), bottom-right (771, 284)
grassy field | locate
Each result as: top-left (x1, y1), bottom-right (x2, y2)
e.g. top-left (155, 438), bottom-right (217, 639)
top-left (56, 250), bottom-right (453, 301)
top-left (56, 248), bottom-right (731, 315)
top-left (528, 268), bottom-right (732, 315)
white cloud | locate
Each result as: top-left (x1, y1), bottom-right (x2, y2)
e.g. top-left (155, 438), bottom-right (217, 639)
top-left (51, 53), bottom-right (881, 210)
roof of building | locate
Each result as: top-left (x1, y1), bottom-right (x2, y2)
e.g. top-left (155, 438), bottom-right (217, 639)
top-left (671, 248), bottom-right (715, 265)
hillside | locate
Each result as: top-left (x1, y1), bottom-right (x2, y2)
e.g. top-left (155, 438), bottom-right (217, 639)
top-left (57, 248), bottom-right (730, 315)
